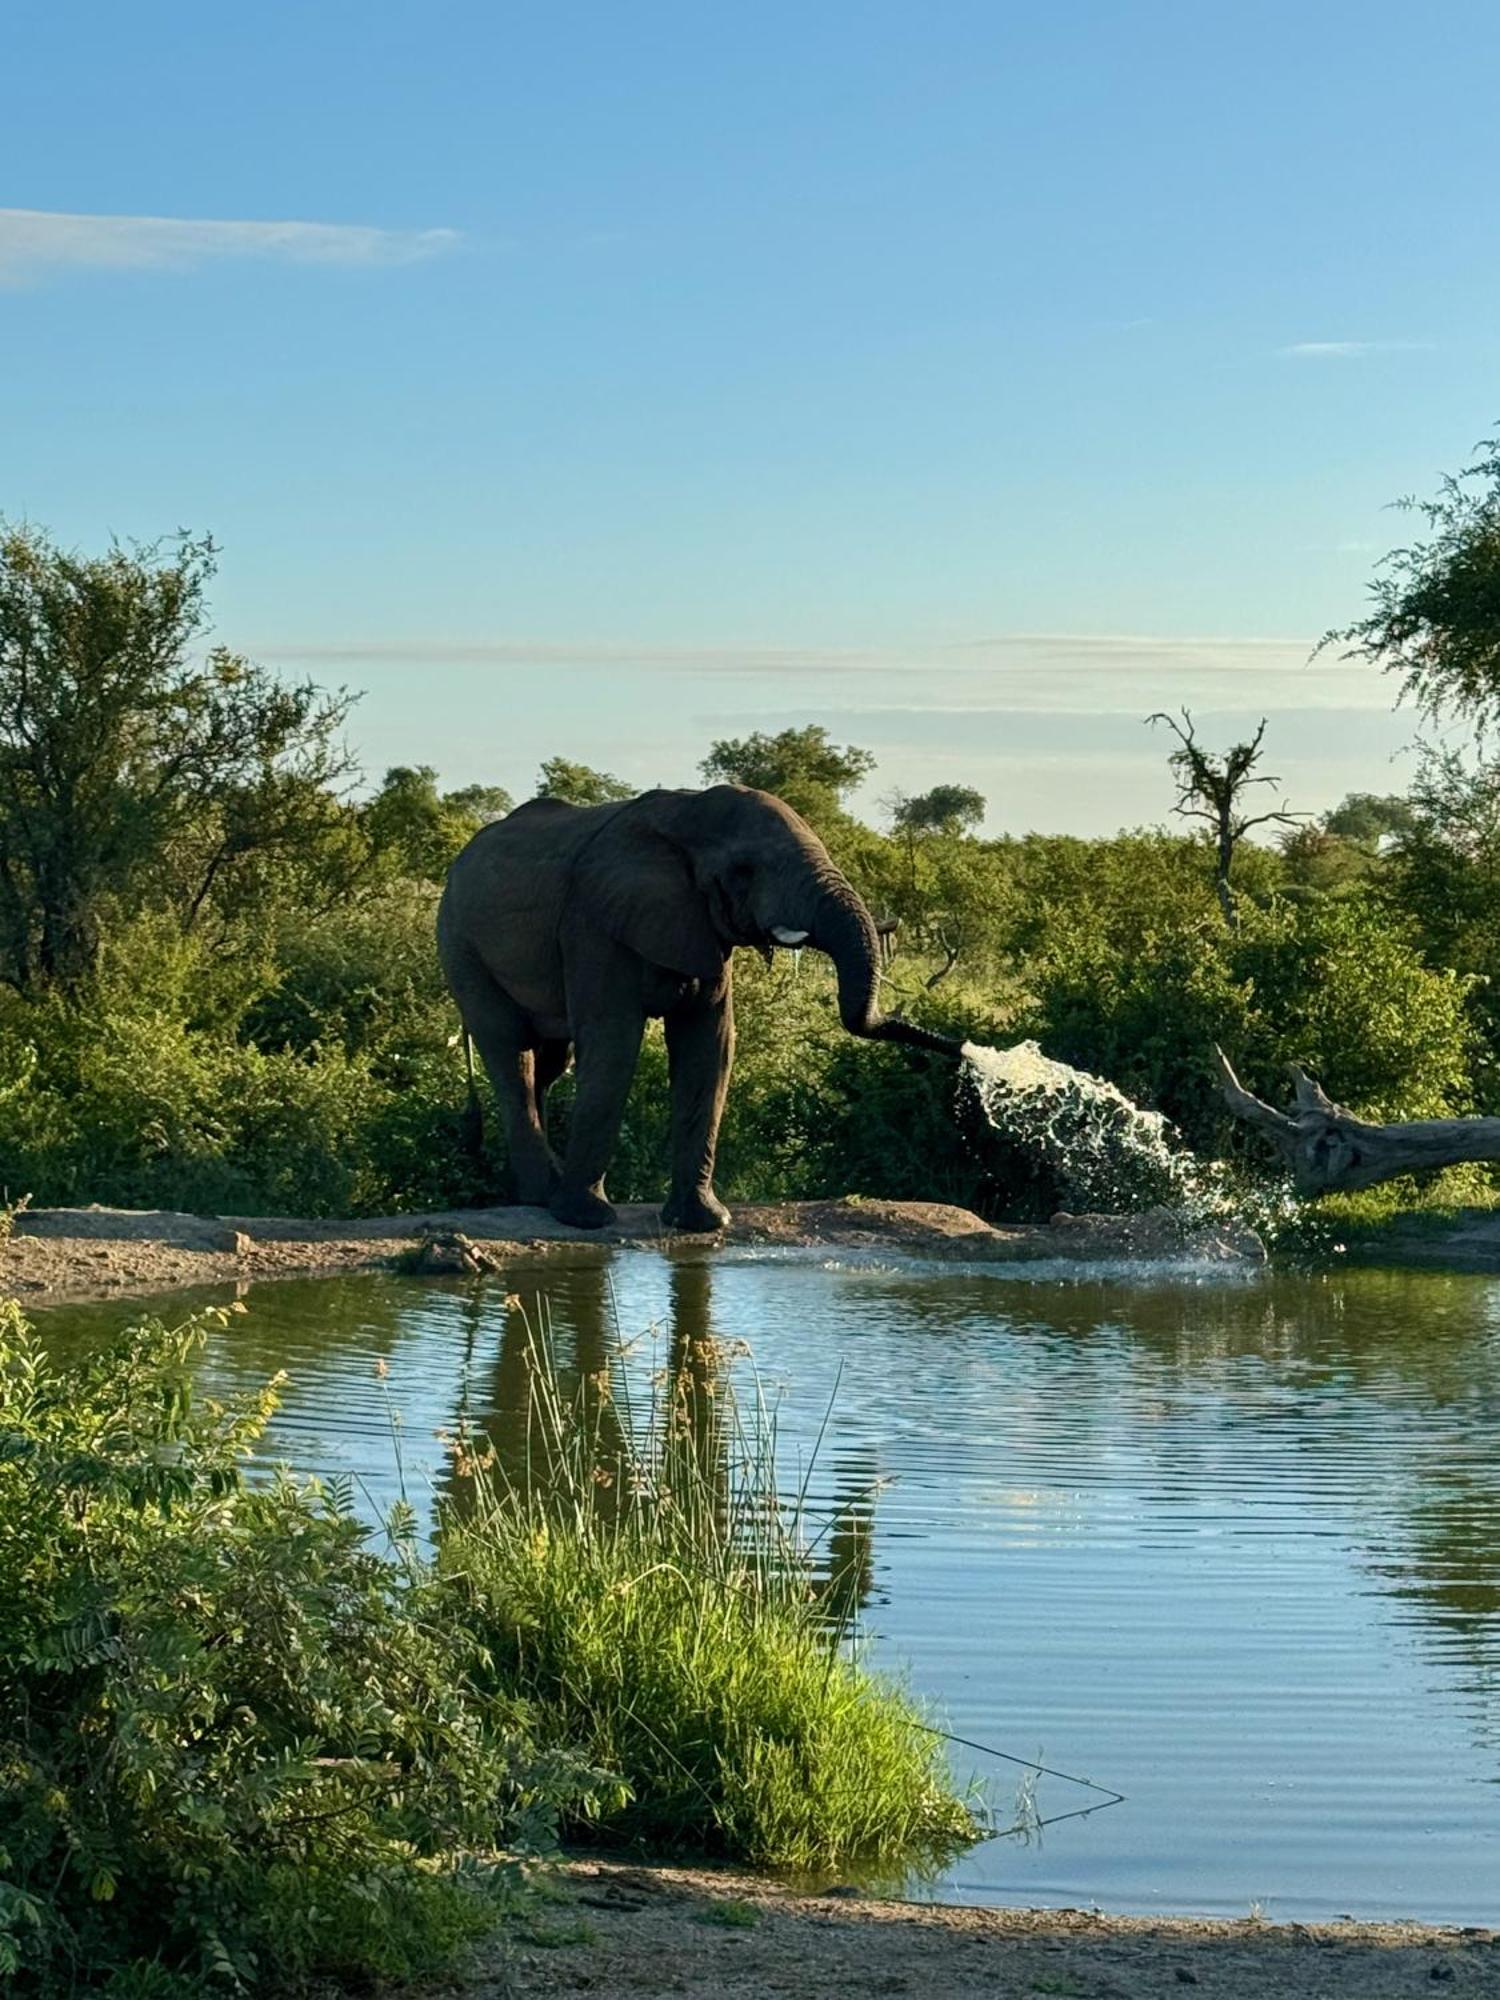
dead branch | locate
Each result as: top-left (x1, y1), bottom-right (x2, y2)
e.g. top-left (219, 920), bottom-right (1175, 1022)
top-left (1214, 1046), bottom-right (1500, 1194)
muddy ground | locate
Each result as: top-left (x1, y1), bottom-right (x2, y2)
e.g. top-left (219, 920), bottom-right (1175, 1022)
top-left (419, 1858), bottom-right (1500, 1999)
top-left (2, 1195), bottom-right (1263, 1302)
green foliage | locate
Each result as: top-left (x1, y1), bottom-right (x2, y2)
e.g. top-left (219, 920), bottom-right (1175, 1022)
top-left (889, 785), bottom-right (987, 835)
top-left (438, 1331), bottom-right (980, 1872)
top-left (0, 518), bottom-right (1491, 1227)
top-left (700, 724), bottom-right (876, 827)
top-left (1021, 893), bottom-right (1476, 1153)
top-left (0, 1298), bottom-right (982, 1986)
top-left (1324, 791), bottom-right (1418, 848)
top-left (360, 765), bottom-right (511, 883)
top-left (0, 524), bottom-right (353, 993)
top-left (0, 1302), bottom-right (609, 1994)
top-left (1381, 750), bottom-right (1500, 1084)
top-left (534, 756), bottom-right (634, 807)
top-left (1329, 431), bottom-right (1500, 728)
top-left (0, 898), bottom-right (490, 1218)
top-left (694, 1899), bottom-right (761, 1928)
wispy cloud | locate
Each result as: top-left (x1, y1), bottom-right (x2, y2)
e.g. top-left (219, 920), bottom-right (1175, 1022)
top-left (0, 208), bottom-right (459, 283)
top-left (1278, 339), bottom-right (1431, 360)
top-left (255, 631), bottom-right (1322, 676)
top-left (253, 629), bottom-right (1387, 715)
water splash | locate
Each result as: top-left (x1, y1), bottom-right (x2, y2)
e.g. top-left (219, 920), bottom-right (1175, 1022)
top-left (961, 1039), bottom-right (1216, 1217)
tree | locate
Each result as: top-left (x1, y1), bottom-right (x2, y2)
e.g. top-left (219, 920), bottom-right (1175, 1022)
top-left (889, 785), bottom-right (986, 836)
top-left (883, 786), bottom-right (992, 985)
top-left (1278, 792), bottom-right (1417, 899)
top-left (0, 526), bottom-right (353, 992)
top-left (699, 726), bottom-right (876, 825)
top-left (1329, 432), bottom-right (1500, 729)
top-left (1147, 709), bottom-right (1303, 927)
top-left (361, 766), bottom-right (512, 883)
top-left (1324, 791), bottom-right (1417, 849)
top-left (535, 755), bottom-right (634, 807)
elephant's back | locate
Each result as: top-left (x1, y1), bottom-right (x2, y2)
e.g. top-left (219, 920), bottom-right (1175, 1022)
top-left (437, 797), bottom-right (621, 994)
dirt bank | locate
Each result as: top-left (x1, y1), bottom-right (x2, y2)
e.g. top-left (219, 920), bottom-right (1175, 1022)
top-left (1353, 1206), bottom-right (1500, 1274)
top-left (436, 1858), bottom-right (1500, 1999)
top-left (1, 1196), bottom-right (1263, 1303)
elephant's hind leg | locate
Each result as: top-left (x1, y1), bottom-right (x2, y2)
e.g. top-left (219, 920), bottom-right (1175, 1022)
top-left (448, 961), bottom-right (560, 1205)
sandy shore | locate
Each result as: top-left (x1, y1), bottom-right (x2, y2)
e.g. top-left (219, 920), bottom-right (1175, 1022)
top-left (2, 1196), bottom-right (1263, 1302)
top-left (421, 1857), bottom-right (1500, 1999)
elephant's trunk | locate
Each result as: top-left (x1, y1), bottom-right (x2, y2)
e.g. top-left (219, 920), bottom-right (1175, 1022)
top-left (810, 878), bottom-right (965, 1058)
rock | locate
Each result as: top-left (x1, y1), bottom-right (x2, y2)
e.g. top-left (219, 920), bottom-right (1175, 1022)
top-left (397, 1230), bottom-right (507, 1277)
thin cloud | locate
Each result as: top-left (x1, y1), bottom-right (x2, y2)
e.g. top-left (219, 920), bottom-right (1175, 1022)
top-left (1278, 339), bottom-right (1431, 359)
top-left (253, 629), bottom-right (1385, 714)
top-left (0, 208), bottom-right (459, 283)
top-left (254, 631), bottom-right (1322, 676)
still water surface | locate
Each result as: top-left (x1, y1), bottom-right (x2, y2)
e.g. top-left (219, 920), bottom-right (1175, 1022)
top-left (42, 1251), bottom-right (1500, 1924)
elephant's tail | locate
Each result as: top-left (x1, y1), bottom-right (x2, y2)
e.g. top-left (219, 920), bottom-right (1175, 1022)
top-left (457, 1029), bottom-right (485, 1159)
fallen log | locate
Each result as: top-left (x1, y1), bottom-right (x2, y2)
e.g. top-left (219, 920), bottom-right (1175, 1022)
top-left (1214, 1046), bottom-right (1500, 1195)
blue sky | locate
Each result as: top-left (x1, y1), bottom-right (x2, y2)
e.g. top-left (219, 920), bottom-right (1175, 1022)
top-left (4, 1), bottom-right (1497, 832)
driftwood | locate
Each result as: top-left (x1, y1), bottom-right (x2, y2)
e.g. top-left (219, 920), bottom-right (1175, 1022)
top-left (1214, 1046), bottom-right (1500, 1195)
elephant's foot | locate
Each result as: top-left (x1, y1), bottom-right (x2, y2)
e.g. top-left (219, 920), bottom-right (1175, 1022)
top-left (549, 1186), bottom-right (617, 1231)
top-left (661, 1189), bottom-right (731, 1234)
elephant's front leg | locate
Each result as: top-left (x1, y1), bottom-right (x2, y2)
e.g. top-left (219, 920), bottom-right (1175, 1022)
top-left (661, 978), bottom-right (734, 1233)
top-left (551, 1009), bottom-right (646, 1230)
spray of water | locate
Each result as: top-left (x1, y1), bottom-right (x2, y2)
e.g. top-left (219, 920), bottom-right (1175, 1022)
top-left (960, 1040), bottom-right (1223, 1219)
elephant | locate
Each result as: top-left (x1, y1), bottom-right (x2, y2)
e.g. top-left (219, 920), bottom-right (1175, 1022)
top-left (436, 782), bottom-right (963, 1232)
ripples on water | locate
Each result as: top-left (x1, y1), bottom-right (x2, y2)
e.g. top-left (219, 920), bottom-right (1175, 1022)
top-left (38, 1253), bottom-right (1500, 1924)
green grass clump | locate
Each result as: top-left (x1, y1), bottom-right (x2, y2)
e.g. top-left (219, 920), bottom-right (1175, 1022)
top-left (439, 1326), bottom-right (983, 1874)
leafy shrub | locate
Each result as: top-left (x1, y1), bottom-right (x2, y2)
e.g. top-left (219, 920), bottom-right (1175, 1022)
top-left (0, 909), bottom-right (488, 1218)
top-left (0, 1303), bottom-right (605, 1994)
top-left (1019, 893), bottom-right (1477, 1156)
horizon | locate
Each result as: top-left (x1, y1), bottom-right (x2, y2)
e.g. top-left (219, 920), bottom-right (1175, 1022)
top-left (7, 1), bottom-right (1497, 832)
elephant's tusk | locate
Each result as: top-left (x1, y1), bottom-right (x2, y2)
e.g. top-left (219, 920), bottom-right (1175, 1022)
top-left (772, 927), bottom-right (809, 946)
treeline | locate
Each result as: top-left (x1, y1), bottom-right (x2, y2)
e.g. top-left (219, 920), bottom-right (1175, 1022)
top-left (2, 433), bottom-right (1499, 1219)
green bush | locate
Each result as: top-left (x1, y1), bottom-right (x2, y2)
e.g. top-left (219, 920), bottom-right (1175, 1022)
top-left (0, 907), bottom-right (489, 1218)
top-left (1019, 893), bottom-right (1477, 1156)
top-left (0, 1302), bottom-right (605, 1994)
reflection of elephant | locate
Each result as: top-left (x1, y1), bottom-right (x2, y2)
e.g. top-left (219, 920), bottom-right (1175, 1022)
top-left (437, 784), bottom-right (962, 1231)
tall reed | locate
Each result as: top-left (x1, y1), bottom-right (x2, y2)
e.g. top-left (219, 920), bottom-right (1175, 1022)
top-left (436, 1304), bottom-right (982, 1872)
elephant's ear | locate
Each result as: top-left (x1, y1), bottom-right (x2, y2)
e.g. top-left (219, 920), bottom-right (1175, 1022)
top-left (573, 822), bottom-right (726, 982)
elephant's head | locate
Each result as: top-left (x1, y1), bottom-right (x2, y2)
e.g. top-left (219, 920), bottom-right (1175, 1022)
top-left (602, 785), bottom-right (964, 1058)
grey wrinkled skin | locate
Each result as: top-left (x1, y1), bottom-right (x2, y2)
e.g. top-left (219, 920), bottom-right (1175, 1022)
top-left (436, 784), bottom-right (962, 1233)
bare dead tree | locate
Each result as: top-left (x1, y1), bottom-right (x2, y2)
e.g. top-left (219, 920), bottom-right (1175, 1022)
top-left (1147, 710), bottom-right (1305, 926)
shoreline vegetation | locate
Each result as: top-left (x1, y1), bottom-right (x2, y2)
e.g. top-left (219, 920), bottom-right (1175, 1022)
top-left (5, 526), bottom-right (1500, 1245)
top-left (0, 1296), bottom-right (980, 1995)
